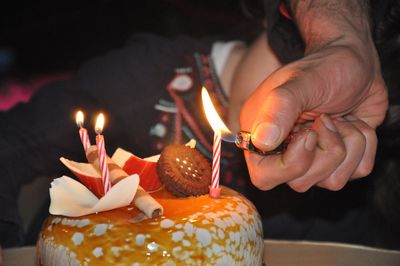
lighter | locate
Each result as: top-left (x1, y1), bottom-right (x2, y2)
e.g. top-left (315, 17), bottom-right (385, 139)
top-left (233, 131), bottom-right (292, 155)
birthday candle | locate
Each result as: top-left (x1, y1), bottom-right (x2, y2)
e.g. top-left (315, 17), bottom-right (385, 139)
top-left (75, 111), bottom-right (91, 153)
top-left (201, 87), bottom-right (228, 198)
top-left (95, 113), bottom-right (111, 194)
top-left (211, 129), bottom-right (221, 190)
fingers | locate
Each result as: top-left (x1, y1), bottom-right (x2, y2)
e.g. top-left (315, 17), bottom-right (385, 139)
top-left (317, 115), bottom-right (377, 191)
top-left (317, 116), bottom-right (366, 190)
top-left (287, 114), bottom-right (346, 192)
top-left (244, 129), bottom-right (318, 190)
top-left (246, 114), bottom-right (378, 192)
top-left (346, 115), bottom-right (378, 179)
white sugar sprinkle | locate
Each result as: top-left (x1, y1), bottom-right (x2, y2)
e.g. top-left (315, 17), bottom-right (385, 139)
top-left (160, 219), bottom-right (175, 229)
top-left (184, 222), bottom-right (195, 237)
top-left (147, 242), bottom-right (159, 253)
top-left (92, 247), bottom-right (103, 258)
top-left (136, 234), bottom-right (145, 246)
top-left (71, 232), bottom-right (84, 246)
top-left (196, 228), bottom-right (211, 247)
top-left (93, 224), bottom-right (108, 236)
top-left (172, 231), bottom-right (184, 242)
top-left (182, 239), bottom-right (191, 247)
top-left (77, 219), bottom-right (90, 228)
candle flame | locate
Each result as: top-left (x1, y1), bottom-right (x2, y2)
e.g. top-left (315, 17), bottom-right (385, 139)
top-left (95, 113), bottom-right (105, 134)
top-left (201, 87), bottom-right (231, 135)
top-left (75, 111), bottom-right (84, 127)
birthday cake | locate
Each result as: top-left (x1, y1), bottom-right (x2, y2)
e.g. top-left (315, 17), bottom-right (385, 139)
top-left (36, 142), bottom-right (264, 265)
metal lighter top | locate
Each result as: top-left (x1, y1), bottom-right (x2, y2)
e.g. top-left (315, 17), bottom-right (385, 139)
top-left (234, 131), bottom-right (291, 156)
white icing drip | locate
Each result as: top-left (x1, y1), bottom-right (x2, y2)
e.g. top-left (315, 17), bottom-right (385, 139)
top-left (160, 219), bottom-right (175, 229)
top-left (51, 217), bottom-right (61, 224)
top-left (212, 243), bottom-right (222, 254)
top-left (182, 239), bottom-right (191, 247)
top-left (183, 222), bottom-right (195, 237)
top-left (93, 224), bottom-right (108, 236)
top-left (205, 248), bottom-right (213, 258)
top-left (136, 234), bottom-right (145, 246)
top-left (196, 228), bottom-right (211, 247)
top-left (218, 229), bottom-right (225, 239)
top-left (77, 219), bottom-right (90, 228)
top-left (71, 232), bottom-right (84, 246)
top-left (172, 231), bottom-right (184, 242)
top-left (147, 242), bottom-right (159, 253)
top-left (92, 247), bottom-right (103, 258)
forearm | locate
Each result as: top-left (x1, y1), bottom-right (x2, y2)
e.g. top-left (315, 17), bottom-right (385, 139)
top-left (288, 0), bottom-right (372, 54)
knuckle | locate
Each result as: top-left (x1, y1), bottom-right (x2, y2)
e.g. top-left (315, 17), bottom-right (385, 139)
top-left (287, 180), bottom-right (311, 193)
top-left (248, 168), bottom-right (274, 191)
top-left (362, 127), bottom-right (377, 143)
top-left (354, 162), bottom-right (374, 178)
top-left (330, 144), bottom-right (346, 162)
top-left (322, 175), bottom-right (348, 191)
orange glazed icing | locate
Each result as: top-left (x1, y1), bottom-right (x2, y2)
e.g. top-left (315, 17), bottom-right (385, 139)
top-left (37, 186), bottom-right (263, 265)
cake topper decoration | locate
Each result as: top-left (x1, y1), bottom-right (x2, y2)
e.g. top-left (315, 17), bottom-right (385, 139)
top-left (60, 147), bottom-right (164, 218)
top-left (157, 144), bottom-right (211, 197)
top-left (112, 148), bottom-right (162, 192)
top-left (49, 174), bottom-right (138, 217)
top-left (48, 111), bottom-right (164, 218)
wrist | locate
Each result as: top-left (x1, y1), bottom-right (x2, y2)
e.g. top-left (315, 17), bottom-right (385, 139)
top-left (288, 0), bottom-right (372, 54)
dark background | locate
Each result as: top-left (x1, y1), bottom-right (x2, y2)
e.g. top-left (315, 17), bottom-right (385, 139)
top-left (0, 0), bottom-right (264, 80)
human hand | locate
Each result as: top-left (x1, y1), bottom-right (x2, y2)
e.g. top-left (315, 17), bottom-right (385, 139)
top-left (240, 41), bottom-right (388, 191)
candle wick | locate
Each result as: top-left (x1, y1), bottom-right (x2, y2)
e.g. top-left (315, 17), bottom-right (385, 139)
top-left (76, 122), bottom-right (83, 129)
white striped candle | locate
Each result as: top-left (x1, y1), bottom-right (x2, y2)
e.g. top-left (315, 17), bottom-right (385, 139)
top-left (210, 129), bottom-right (222, 198)
top-left (76, 111), bottom-right (91, 153)
top-left (95, 113), bottom-right (111, 195)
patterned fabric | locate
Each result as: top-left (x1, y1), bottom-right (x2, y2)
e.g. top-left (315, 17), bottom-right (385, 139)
top-left (149, 52), bottom-right (249, 193)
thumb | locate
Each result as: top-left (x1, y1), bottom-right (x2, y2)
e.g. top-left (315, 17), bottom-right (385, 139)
top-left (247, 86), bottom-right (303, 151)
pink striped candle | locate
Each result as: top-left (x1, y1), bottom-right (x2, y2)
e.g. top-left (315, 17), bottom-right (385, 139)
top-left (75, 111), bottom-right (91, 152)
top-left (201, 87), bottom-right (228, 199)
top-left (95, 113), bottom-right (111, 195)
top-left (209, 129), bottom-right (222, 198)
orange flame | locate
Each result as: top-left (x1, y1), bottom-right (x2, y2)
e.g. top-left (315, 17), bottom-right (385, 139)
top-left (201, 87), bottom-right (231, 135)
top-left (95, 113), bottom-right (105, 134)
top-left (75, 111), bottom-right (84, 127)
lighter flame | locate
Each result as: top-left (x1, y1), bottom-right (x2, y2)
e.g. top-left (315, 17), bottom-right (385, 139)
top-left (95, 113), bottom-right (105, 134)
top-left (201, 87), bottom-right (231, 134)
top-left (76, 111), bottom-right (84, 127)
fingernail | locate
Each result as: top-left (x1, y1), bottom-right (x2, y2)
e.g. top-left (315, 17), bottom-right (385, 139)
top-left (253, 122), bottom-right (281, 147)
top-left (320, 114), bottom-right (337, 132)
top-left (304, 130), bottom-right (318, 151)
top-left (335, 117), bottom-right (346, 122)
